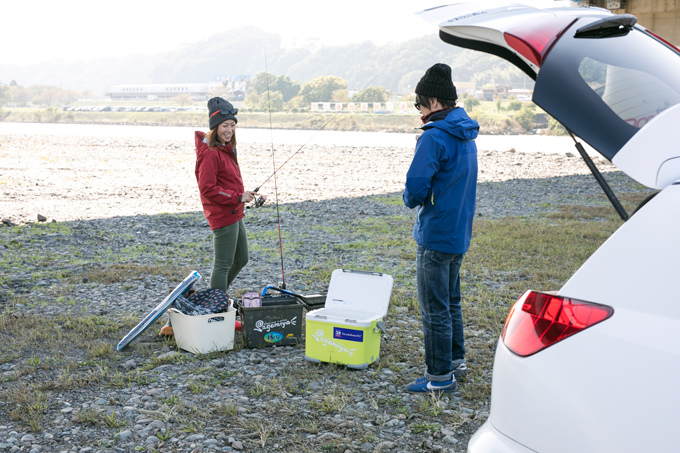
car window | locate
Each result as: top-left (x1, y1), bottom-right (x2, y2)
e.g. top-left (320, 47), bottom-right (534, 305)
top-left (533, 19), bottom-right (680, 160)
top-left (578, 57), bottom-right (680, 129)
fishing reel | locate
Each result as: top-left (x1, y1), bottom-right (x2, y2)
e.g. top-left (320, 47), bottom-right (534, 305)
top-left (247, 195), bottom-right (267, 209)
top-left (233, 193), bottom-right (267, 214)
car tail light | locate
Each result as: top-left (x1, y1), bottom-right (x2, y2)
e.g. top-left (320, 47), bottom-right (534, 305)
top-left (504, 16), bottom-right (577, 66)
top-left (501, 291), bottom-right (613, 357)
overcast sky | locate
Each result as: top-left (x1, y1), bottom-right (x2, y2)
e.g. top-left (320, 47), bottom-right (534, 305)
top-left (2, 0), bottom-right (454, 66)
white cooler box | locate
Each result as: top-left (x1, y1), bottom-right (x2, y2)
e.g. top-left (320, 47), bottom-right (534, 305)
top-left (168, 306), bottom-right (236, 354)
top-left (305, 269), bottom-right (393, 369)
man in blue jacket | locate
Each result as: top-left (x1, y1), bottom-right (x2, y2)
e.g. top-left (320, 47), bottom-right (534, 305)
top-left (403, 63), bottom-right (479, 394)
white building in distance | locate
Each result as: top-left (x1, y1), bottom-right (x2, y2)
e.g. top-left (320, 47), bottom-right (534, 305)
top-left (106, 82), bottom-right (222, 101)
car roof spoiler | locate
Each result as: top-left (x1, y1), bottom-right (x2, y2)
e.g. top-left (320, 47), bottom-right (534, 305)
top-left (575, 14), bottom-right (637, 39)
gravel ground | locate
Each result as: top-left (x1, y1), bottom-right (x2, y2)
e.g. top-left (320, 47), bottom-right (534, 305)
top-left (0, 134), bottom-right (635, 224)
top-left (0, 133), bottom-right (645, 453)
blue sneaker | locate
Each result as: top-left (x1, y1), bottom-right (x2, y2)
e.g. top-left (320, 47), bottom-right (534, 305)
top-left (452, 359), bottom-right (467, 380)
top-left (405, 376), bottom-right (457, 394)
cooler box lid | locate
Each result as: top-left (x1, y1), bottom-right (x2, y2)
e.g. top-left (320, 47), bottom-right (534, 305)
top-left (324, 269), bottom-right (393, 318)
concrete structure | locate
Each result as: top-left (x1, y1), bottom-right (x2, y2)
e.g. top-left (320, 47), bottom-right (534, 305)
top-left (580, 0), bottom-right (680, 46)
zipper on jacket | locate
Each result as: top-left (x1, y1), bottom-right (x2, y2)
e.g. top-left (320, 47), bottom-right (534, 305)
top-left (219, 144), bottom-right (243, 183)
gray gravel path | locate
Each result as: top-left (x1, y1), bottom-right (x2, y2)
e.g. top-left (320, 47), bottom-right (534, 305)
top-left (0, 134), bottom-right (635, 224)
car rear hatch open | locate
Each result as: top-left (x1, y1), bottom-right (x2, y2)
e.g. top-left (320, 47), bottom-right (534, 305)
top-left (419, 2), bottom-right (680, 199)
top-left (533, 14), bottom-right (680, 190)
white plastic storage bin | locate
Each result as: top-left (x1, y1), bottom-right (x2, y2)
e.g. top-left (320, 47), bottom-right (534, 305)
top-left (168, 306), bottom-right (236, 354)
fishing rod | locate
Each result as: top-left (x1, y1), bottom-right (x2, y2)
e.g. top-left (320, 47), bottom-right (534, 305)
top-left (249, 56), bottom-right (386, 289)
top-left (252, 67), bottom-right (386, 193)
top-left (263, 49), bottom-right (287, 289)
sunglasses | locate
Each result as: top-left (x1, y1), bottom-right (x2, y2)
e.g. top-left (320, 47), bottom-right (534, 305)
top-left (210, 108), bottom-right (238, 118)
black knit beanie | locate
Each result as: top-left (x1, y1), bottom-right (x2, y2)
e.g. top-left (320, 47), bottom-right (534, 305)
top-left (208, 97), bottom-right (238, 130)
top-left (415, 63), bottom-right (457, 101)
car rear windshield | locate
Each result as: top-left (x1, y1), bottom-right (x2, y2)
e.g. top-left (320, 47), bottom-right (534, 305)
top-left (533, 18), bottom-right (680, 160)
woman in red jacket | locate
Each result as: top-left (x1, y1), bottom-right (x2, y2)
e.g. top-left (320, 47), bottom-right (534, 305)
top-left (194, 97), bottom-right (258, 292)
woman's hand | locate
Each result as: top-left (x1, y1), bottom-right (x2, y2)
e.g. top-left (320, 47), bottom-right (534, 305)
top-left (240, 191), bottom-right (258, 203)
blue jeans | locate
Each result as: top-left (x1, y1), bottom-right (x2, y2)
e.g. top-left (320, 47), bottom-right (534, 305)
top-left (416, 245), bottom-right (465, 381)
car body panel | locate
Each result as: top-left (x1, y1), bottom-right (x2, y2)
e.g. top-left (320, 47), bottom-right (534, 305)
top-left (487, 312), bottom-right (680, 453)
top-left (612, 104), bottom-right (680, 189)
top-left (418, 2), bottom-right (614, 77)
top-left (468, 421), bottom-right (537, 453)
top-left (479, 178), bottom-right (680, 453)
top-left (559, 183), bottom-right (680, 318)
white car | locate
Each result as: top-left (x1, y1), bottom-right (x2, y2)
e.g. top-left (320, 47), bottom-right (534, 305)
top-left (418, 2), bottom-right (680, 452)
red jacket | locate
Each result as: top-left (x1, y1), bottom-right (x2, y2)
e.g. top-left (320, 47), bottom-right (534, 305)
top-left (194, 131), bottom-right (244, 230)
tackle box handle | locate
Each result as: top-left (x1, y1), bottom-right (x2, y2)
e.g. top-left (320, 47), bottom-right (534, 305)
top-left (341, 269), bottom-right (383, 277)
top-left (261, 286), bottom-right (315, 309)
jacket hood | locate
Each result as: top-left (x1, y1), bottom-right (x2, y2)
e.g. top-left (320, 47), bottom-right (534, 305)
top-left (195, 131), bottom-right (207, 151)
top-left (422, 107), bottom-right (479, 140)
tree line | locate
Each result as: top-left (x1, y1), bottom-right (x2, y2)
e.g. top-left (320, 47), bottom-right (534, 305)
top-left (0, 80), bottom-right (84, 108)
top-left (0, 74), bottom-right (388, 113)
top-left (0, 26), bottom-right (529, 95)
top-left (226, 73), bottom-right (389, 112)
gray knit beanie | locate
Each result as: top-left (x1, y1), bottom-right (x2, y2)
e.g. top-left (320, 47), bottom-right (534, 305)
top-left (208, 97), bottom-right (238, 130)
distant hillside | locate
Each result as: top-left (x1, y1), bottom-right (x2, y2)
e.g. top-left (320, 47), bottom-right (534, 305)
top-left (0, 26), bottom-right (531, 94)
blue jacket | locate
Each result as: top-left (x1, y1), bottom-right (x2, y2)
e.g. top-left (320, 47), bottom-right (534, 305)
top-left (403, 107), bottom-right (479, 254)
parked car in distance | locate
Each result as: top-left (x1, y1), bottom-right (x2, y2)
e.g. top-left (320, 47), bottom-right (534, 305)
top-left (419, 2), bottom-right (680, 453)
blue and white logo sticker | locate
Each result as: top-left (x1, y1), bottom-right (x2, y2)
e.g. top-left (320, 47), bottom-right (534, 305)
top-left (333, 327), bottom-right (364, 342)
top-left (264, 331), bottom-right (283, 343)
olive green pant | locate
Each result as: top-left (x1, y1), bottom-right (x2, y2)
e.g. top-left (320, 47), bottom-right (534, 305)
top-left (210, 219), bottom-right (249, 292)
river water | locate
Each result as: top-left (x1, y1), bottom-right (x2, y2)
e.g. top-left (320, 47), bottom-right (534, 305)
top-left (0, 122), bottom-right (595, 155)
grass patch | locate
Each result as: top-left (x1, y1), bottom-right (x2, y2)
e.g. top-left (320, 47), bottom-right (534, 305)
top-left (81, 263), bottom-right (194, 284)
top-left (309, 391), bottom-right (348, 414)
top-left (239, 419), bottom-right (276, 448)
top-left (411, 422), bottom-right (440, 434)
top-left (0, 310), bottom-right (167, 399)
top-left (0, 189), bottom-right (642, 438)
top-left (3, 384), bottom-right (50, 431)
top-left (212, 400), bottom-right (238, 418)
top-left (4, 100), bottom-right (550, 134)
top-left (547, 191), bottom-right (655, 221)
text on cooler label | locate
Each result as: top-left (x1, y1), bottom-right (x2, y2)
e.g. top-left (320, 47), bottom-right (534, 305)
top-left (311, 329), bottom-right (357, 357)
top-left (253, 316), bottom-right (297, 333)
